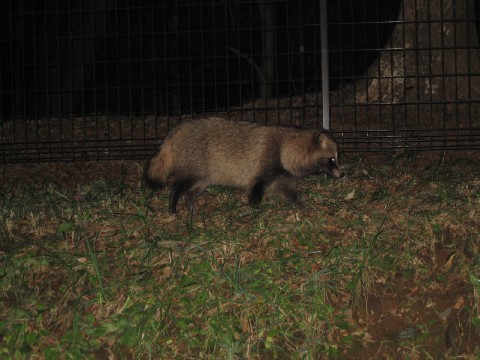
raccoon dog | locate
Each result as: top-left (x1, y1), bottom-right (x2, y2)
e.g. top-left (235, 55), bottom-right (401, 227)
top-left (144, 117), bottom-right (342, 214)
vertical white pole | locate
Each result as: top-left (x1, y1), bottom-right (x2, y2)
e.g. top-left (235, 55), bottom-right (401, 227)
top-left (320, 0), bottom-right (330, 130)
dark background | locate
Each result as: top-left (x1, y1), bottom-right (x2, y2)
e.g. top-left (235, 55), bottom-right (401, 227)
top-left (0, 0), bottom-right (402, 118)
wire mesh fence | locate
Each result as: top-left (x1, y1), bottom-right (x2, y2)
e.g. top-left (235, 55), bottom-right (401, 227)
top-left (1, 0), bottom-right (479, 163)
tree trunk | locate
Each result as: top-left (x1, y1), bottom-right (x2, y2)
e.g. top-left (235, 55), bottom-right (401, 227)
top-left (349, 0), bottom-right (480, 129)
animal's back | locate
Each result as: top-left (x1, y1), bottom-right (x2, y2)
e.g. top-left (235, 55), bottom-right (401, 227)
top-left (166, 118), bottom-right (281, 188)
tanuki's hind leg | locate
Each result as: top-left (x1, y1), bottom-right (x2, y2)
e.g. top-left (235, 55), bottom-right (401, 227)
top-left (169, 179), bottom-right (197, 214)
top-left (184, 183), bottom-right (207, 214)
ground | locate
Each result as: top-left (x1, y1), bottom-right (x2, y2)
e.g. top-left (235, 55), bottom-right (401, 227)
top-left (0, 151), bottom-right (479, 359)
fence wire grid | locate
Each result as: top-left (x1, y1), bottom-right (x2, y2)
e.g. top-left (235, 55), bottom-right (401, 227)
top-left (1, 0), bottom-right (480, 163)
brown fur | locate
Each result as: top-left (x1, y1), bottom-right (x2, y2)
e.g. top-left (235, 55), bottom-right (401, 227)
top-left (144, 117), bottom-right (342, 213)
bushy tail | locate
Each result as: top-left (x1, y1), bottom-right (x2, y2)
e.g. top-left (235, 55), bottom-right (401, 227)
top-left (143, 152), bottom-right (166, 191)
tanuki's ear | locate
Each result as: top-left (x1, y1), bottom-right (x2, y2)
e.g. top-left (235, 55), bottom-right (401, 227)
top-left (316, 131), bottom-right (329, 149)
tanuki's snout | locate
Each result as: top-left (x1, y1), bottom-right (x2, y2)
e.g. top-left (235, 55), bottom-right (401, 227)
top-left (331, 167), bottom-right (344, 179)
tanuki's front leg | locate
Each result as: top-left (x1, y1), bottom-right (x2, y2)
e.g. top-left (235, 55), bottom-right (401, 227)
top-left (247, 180), bottom-right (265, 207)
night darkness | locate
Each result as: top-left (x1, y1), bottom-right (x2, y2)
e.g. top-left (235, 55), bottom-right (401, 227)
top-left (1, 0), bottom-right (402, 118)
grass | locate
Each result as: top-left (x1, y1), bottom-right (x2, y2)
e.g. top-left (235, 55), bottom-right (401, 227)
top-left (1, 153), bottom-right (479, 359)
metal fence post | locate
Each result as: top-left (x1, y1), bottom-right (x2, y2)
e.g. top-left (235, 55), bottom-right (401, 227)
top-left (320, 0), bottom-right (330, 130)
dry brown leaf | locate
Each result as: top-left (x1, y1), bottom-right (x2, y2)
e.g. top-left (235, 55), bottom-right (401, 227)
top-left (344, 189), bottom-right (355, 201)
top-left (453, 296), bottom-right (465, 310)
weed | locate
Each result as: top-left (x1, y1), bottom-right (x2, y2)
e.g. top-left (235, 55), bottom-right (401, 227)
top-left (0, 154), bottom-right (479, 358)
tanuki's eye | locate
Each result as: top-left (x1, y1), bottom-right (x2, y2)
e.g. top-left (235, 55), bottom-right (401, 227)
top-left (329, 158), bottom-right (336, 166)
